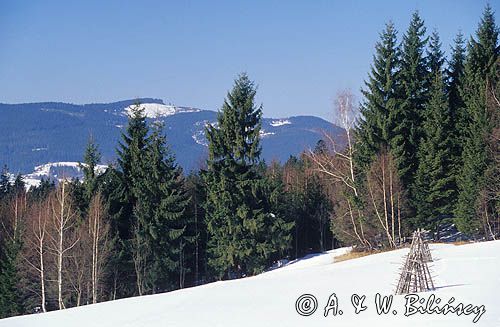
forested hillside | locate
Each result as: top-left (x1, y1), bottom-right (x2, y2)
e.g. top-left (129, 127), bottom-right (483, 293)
top-left (0, 99), bottom-right (343, 173)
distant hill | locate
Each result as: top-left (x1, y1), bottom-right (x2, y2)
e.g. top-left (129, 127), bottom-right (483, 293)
top-left (0, 98), bottom-right (345, 174)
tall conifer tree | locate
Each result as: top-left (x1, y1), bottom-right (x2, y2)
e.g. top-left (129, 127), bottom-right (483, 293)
top-left (391, 12), bottom-right (428, 193)
top-left (447, 32), bottom-right (467, 179)
top-left (447, 33), bottom-right (467, 139)
top-left (455, 5), bottom-right (499, 234)
top-left (203, 73), bottom-right (292, 279)
top-left (0, 227), bottom-right (22, 318)
top-left (414, 31), bottom-right (455, 230)
top-left (81, 136), bottom-right (102, 201)
top-left (141, 120), bottom-right (191, 291)
top-left (355, 22), bottom-right (400, 169)
top-left (107, 104), bottom-right (150, 297)
top-left (0, 180), bottom-right (24, 317)
top-left (427, 31), bottom-right (445, 76)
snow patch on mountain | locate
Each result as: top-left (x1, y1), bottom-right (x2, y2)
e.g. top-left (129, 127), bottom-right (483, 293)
top-left (192, 130), bottom-right (208, 147)
top-left (191, 120), bottom-right (219, 147)
top-left (270, 119), bottom-right (292, 127)
top-left (31, 147), bottom-right (48, 152)
top-left (259, 129), bottom-right (275, 138)
top-left (23, 162), bottom-right (107, 189)
top-left (124, 103), bottom-right (200, 118)
top-left (40, 108), bottom-right (85, 118)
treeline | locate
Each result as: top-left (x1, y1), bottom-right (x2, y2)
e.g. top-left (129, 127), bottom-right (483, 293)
top-left (0, 5), bottom-right (498, 319)
top-left (311, 7), bottom-right (499, 249)
top-left (321, 6), bottom-right (499, 247)
top-left (354, 6), bottom-right (500, 241)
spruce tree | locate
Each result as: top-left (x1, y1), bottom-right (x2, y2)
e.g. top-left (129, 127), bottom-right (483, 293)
top-left (260, 164), bottom-right (294, 261)
top-left (114, 104), bottom-right (149, 240)
top-left (108, 104), bottom-right (150, 297)
top-left (355, 22), bottom-right (400, 169)
top-left (446, 32), bottom-right (467, 180)
top-left (81, 136), bottom-right (102, 201)
top-left (106, 106), bottom-right (193, 294)
top-left (0, 182), bottom-right (23, 318)
top-left (414, 35), bottom-right (455, 231)
top-left (427, 31), bottom-right (445, 76)
top-left (455, 5), bottom-right (499, 235)
top-left (447, 32), bottom-right (466, 136)
top-left (203, 73), bottom-right (292, 279)
top-left (0, 238), bottom-right (22, 318)
top-left (0, 166), bottom-right (11, 198)
top-left (391, 11), bottom-right (428, 193)
top-left (140, 120), bottom-right (191, 291)
top-left (184, 173), bottom-right (207, 286)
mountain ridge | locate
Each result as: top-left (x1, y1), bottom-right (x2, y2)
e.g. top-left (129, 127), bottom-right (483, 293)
top-left (0, 99), bottom-right (344, 174)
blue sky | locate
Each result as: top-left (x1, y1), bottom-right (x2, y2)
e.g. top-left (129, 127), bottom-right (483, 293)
top-left (0, 0), bottom-right (496, 119)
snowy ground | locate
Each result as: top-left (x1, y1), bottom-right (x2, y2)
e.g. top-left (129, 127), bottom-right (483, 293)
top-left (1, 241), bottom-right (499, 327)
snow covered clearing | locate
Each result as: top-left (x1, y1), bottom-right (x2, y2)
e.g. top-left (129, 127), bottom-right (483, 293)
top-left (22, 162), bottom-right (107, 189)
top-left (270, 119), bottom-right (292, 127)
top-left (259, 129), bottom-right (276, 138)
top-left (123, 103), bottom-right (200, 118)
top-left (1, 241), bottom-right (498, 327)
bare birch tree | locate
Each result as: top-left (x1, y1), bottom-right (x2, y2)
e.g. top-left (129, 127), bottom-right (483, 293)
top-left (308, 90), bottom-right (371, 248)
top-left (47, 181), bottom-right (79, 310)
top-left (87, 191), bottom-right (110, 303)
top-left (365, 150), bottom-right (404, 247)
top-left (22, 200), bottom-right (50, 312)
top-left (67, 229), bottom-right (86, 306)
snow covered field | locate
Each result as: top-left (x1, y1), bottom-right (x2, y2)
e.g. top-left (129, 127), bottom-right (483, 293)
top-left (1, 241), bottom-right (499, 327)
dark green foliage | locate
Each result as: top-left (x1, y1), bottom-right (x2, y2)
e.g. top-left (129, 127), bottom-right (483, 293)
top-left (0, 237), bottom-right (22, 318)
top-left (447, 32), bottom-right (467, 141)
top-left (67, 178), bottom-right (87, 217)
top-left (0, 166), bottom-right (11, 198)
top-left (0, 175), bottom-right (24, 318)
top-left (261, 164), bottom-right (295, 261)
top-left (355, 22), bottom-right (400, 170)
top-left (98, 166), bottom-right (132, 298)
top-left (391, 11), bottom-right (428, 191)
top-left (455, 5), bottom-right (499, 235)
top-left (66, 138), bottom-right (102, 216)
top-left (446, 32), bottom-right (467, 182)
top-left (81, 137), bottom-right (102, 202)
top-left (203, 73), bottom-right (293, 279)
top-left (427, 31), bottom-right (445, 76)
top-left (137, 120), bottom-right (191, 292)
top-left (106, 104), bottom-right (150, 297)
top-left (355, 9), bottom-right (499, 239)
top-left (28, 178), bottom-right (55, 202)
top-left (104, 104), bottom-right (192, 295)
top-left (414, 57), bottom-right (456, 230)
top-left (184, 173), bottom-right (208, 286)
top-left (281, 155), bottom-right (332, 256)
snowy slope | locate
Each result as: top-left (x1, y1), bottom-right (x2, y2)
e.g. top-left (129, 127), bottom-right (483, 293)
top-left (23, 162), bottom-right (108, 189)
top-left (2, 241), bottom-right (498, 327)
top-left (123, 103), bottom-right (200, 118)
